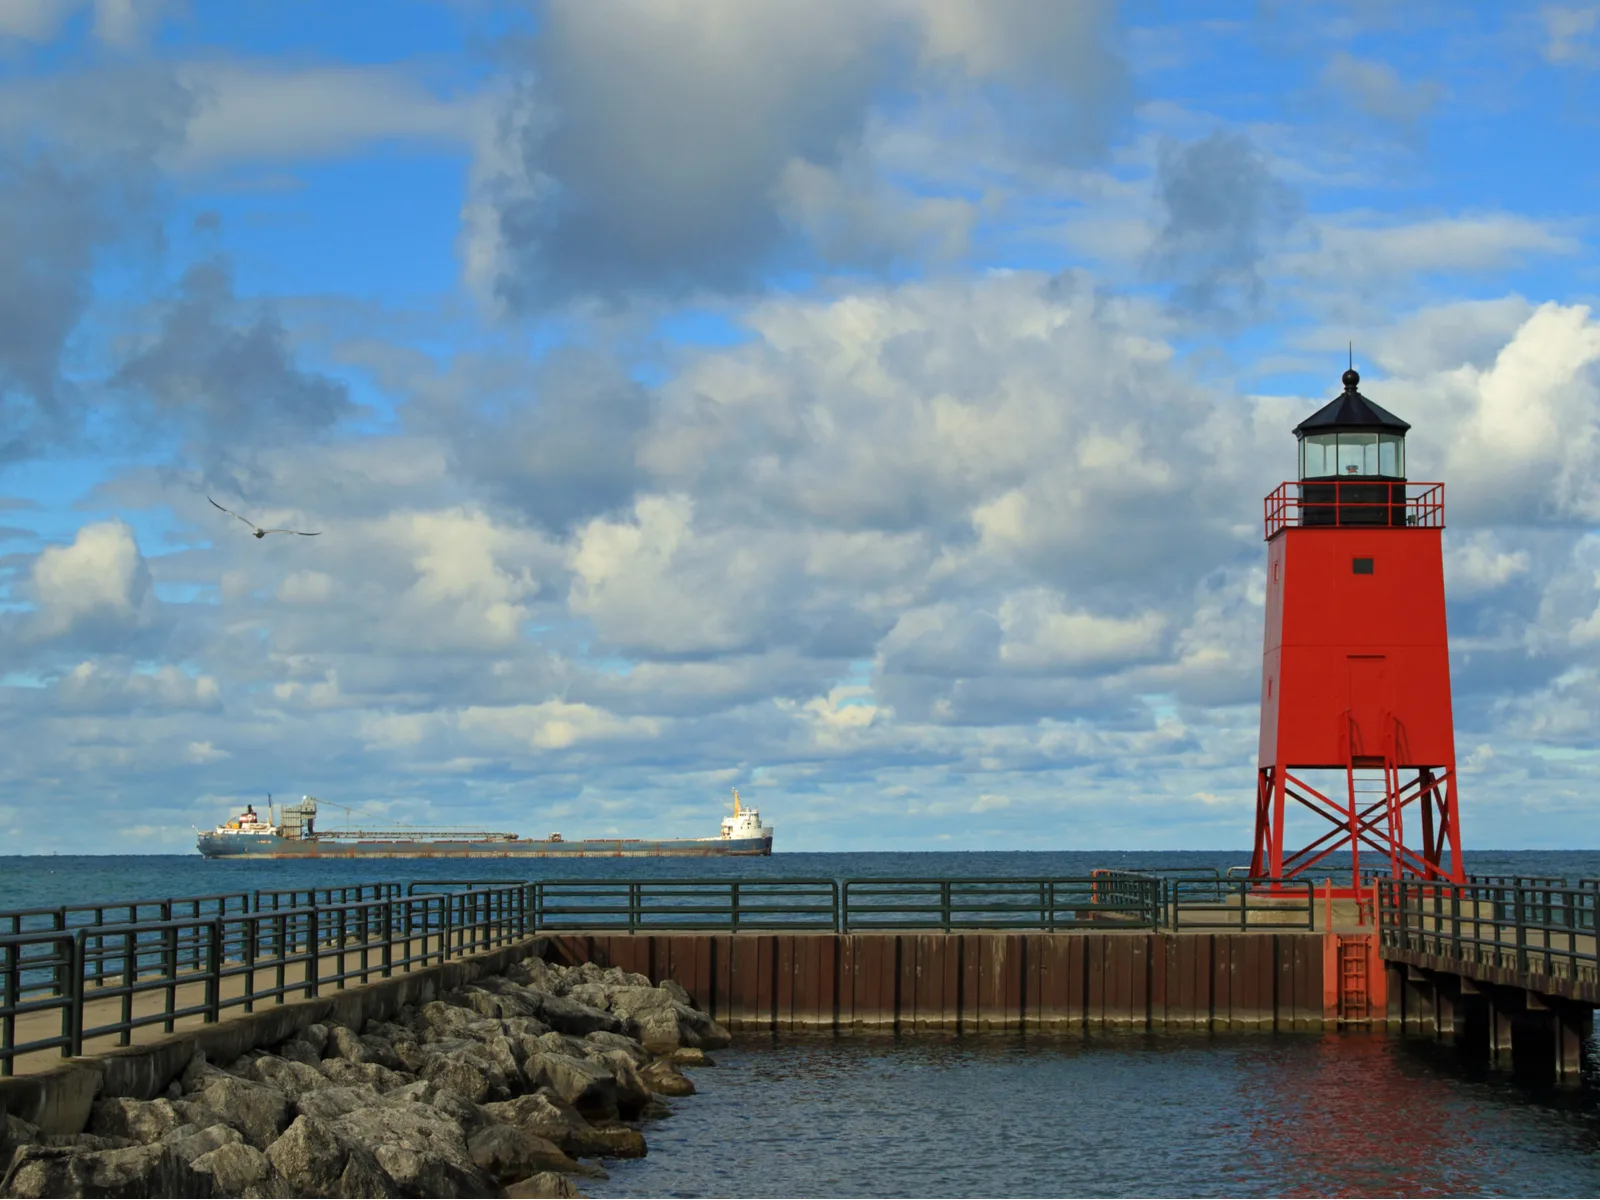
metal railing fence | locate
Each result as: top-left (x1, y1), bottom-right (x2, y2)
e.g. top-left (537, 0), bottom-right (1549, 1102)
top-left (253, 883), bottom-right (402, 911)
top-left (1, 884), bottom-right (529, 1075)
top-left (1378, 879), bottom-right (1600, 987)
top-left (1167, 877), bottom-right (1317, 930)
top-left (532, 879), bottom-right (838, 933)
top-left (843, 877), bottom-right (1161, 931)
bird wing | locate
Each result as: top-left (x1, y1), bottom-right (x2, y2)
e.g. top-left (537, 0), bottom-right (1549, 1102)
top-left (208, 496), bottom-right (257, 529)
top-left (261, 529), bottom-right (322, 537)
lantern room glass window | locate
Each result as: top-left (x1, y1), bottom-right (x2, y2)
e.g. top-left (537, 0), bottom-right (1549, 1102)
top-left (1299, 432), bottom-right (1404, 479)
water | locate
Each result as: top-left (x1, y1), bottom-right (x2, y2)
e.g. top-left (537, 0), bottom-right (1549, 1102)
top-left (5, 849), bottom-right (1599, 915)
top-left (599, 1034), bottom-right (1600, 1198)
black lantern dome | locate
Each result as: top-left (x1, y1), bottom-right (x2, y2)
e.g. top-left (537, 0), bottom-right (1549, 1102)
top-left (1294, 367), bottom-right (1409, 481)
top-left (1295, 365), bottom-right (1410, 527)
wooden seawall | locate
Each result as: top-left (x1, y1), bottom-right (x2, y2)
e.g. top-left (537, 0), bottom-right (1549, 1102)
top-left (545, 930), bottom-right (1389, 1032)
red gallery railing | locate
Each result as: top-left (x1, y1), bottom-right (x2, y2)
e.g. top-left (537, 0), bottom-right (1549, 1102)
top-left (1264, 481), bottom-right (1444, 539)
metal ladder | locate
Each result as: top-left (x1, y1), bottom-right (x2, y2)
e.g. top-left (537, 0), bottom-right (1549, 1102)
top-left (1338, 938), bottom-right (1370, 1020)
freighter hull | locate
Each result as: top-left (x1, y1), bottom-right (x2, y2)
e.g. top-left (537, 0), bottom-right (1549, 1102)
top-left (196, 833), bottom-right (774, 859)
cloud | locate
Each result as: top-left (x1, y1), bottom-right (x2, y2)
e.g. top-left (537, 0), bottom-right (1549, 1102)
top-left (0, 70), bottom-right (194, 462)
top-left (1146, 130), bottom-right (1300, 318)
top-left (1446, 533), bottom-right (1532, 596)
top-left (1418, 302), bottom-right (1600, 525)
top-left (463, 0), bottom-right (1130, 309)
top-left (1320, 52), bottom-right (1443, 138)
top-left (1541, 5), bottom-right (1600, 66)
top-left (27, 521), bottom-right (153, 639)
top-left (0, 0), bottom-right (172, 46)
top-left (111, 257), bottom-right (356, 481)
top-left (437, 346), bottom-right (653, 533)
top-left (57, 660), bottom-right (221, 712)
top-left (1283, 214), bottom-right (1578, 292)
top-left (172, 61), bottom-right (482, 170)
top-left (995, 589), bottom-right (1168, 673)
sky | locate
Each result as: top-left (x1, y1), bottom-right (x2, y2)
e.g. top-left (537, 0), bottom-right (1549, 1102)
top-left (1, 0), bottom-right (1598, 855)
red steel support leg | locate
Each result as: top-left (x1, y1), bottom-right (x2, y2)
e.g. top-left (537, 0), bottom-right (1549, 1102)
top-left (1250, 768), bottom-right (1273, 878)
top-left (1387, 760), bottom-right (1403, 880)
top-left (1442, 771), bottom-right (1464, 883)
top-left (1345, 762), bottom-right (1361, 893)
top-left (1418, 767), bottom-right (1438, 880)
top-left (1270, 766), bottom-right (1288, 879)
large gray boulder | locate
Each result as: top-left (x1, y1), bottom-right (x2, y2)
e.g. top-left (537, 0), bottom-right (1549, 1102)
top-left (325, 1025), bottom-right (403, 1070)
top-left (87, 1097), bottom-right (190, 1145)
top-left (565, 982), bottom-right (611, 1012)
top-left (484, 1088), bottom-right (646, 1161)
top-left (294, 1085), bottom-right (385, 1122)
top-left (570, 1123), bottom-right (647, 1160)
top-left (483, 1092), bottom-right (593, 1157)
top-left (1, 1114), bottom-right (39, 1170)
top-left (263, 1115), bottom-right (396, 1199)
top-left (317, 1058), bottom-right (409, 1093)
top-left (2, 1143), bottom-right (215, 1198)
top-left (605, 987), bottom-right (732, 1051)
top-left (530, 992), bottom-right (626, 1037)
top-left (522, 1053), bottom-right (619, 1122)
top-left (454, 983), bottom-right (544, 1021)
top-left (383, 1082), bottom-right (496, 1138)
top-left (640, 1058), bottom-right (697, 1097)
top-left (584, 1030), bottom-right (651, 1066)
top-left (591, 1049), bottom-right (652, 1118)
top-left (503, 1170), bottom-right (580, 1198)
top-left (503, 958), bottom-right (558, 993)
top-left (421, 1051), bottom-right (505, 1105)
top-left (189, 1142), bottom-right (275, 1197)
top-left (163, 1123), bottom-right (244, 1163)
top-left (413, 1001), bottom-right (492, 1041)
top-left (190, 1075), bottom-right (292, 1151)
top-left (466, 1123), bottom-right (579, 1185)
top-left (276, 1037), bottom-right (324, 1068)
top-left (335, 1103), bottom-right (488, 1198)
top-left (246, 1056), bottom-right (332, 1100)
top-left (657, 979), bottom-right (693, 1007)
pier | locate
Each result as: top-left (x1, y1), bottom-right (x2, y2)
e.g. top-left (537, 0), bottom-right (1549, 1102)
top-left (4, 869), bottom-right (1597, 1128)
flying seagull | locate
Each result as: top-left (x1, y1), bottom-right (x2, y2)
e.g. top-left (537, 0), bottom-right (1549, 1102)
top-left (208, 496), bottom-right (321, 539)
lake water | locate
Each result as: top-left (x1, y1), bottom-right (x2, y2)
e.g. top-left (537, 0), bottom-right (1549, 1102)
top-left (5, 849), bottom-right (1599, 915)
top-left (601, 1032), bottom-right (1600, 1199)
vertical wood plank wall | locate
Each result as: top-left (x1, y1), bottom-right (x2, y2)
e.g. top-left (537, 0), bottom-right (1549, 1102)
top-left (543, 932), bottom-right (1346, 1031)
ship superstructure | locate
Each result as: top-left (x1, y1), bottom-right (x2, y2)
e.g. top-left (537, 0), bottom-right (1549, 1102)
top-left (195, 789), bottom-right (774, 859)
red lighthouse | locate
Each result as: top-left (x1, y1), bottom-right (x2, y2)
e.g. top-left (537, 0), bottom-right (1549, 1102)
top-left (1251, 365), bottom-right (1464, 893)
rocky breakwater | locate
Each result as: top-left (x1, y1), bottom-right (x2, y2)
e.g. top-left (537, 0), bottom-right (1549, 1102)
top-left (1, 958), bottom-right (728, 1199)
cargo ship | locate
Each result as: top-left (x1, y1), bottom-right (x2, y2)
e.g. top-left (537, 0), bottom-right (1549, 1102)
top-left (195, 790), bottom-right (774, 859)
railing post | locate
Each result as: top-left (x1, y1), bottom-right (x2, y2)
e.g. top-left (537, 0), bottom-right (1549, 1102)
top-left (731, 882), bottom-right (741, 935)
top-left (306, 908), bottom-right (320, 998)
top-left (69, 931), bottom-right (85, 1058)
top-left (1450, 884), bottom-right (1461, 961)
top-left (1514, 887), bottom-right (1527, 976)
top-left (941, 881), bottom-right (951, 933)
top-left (205, 920), bottom-right (222, 1024)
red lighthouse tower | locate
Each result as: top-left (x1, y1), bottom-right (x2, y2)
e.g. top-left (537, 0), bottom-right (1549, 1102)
top-left (1251, 365), bottom-right (1465, 893)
